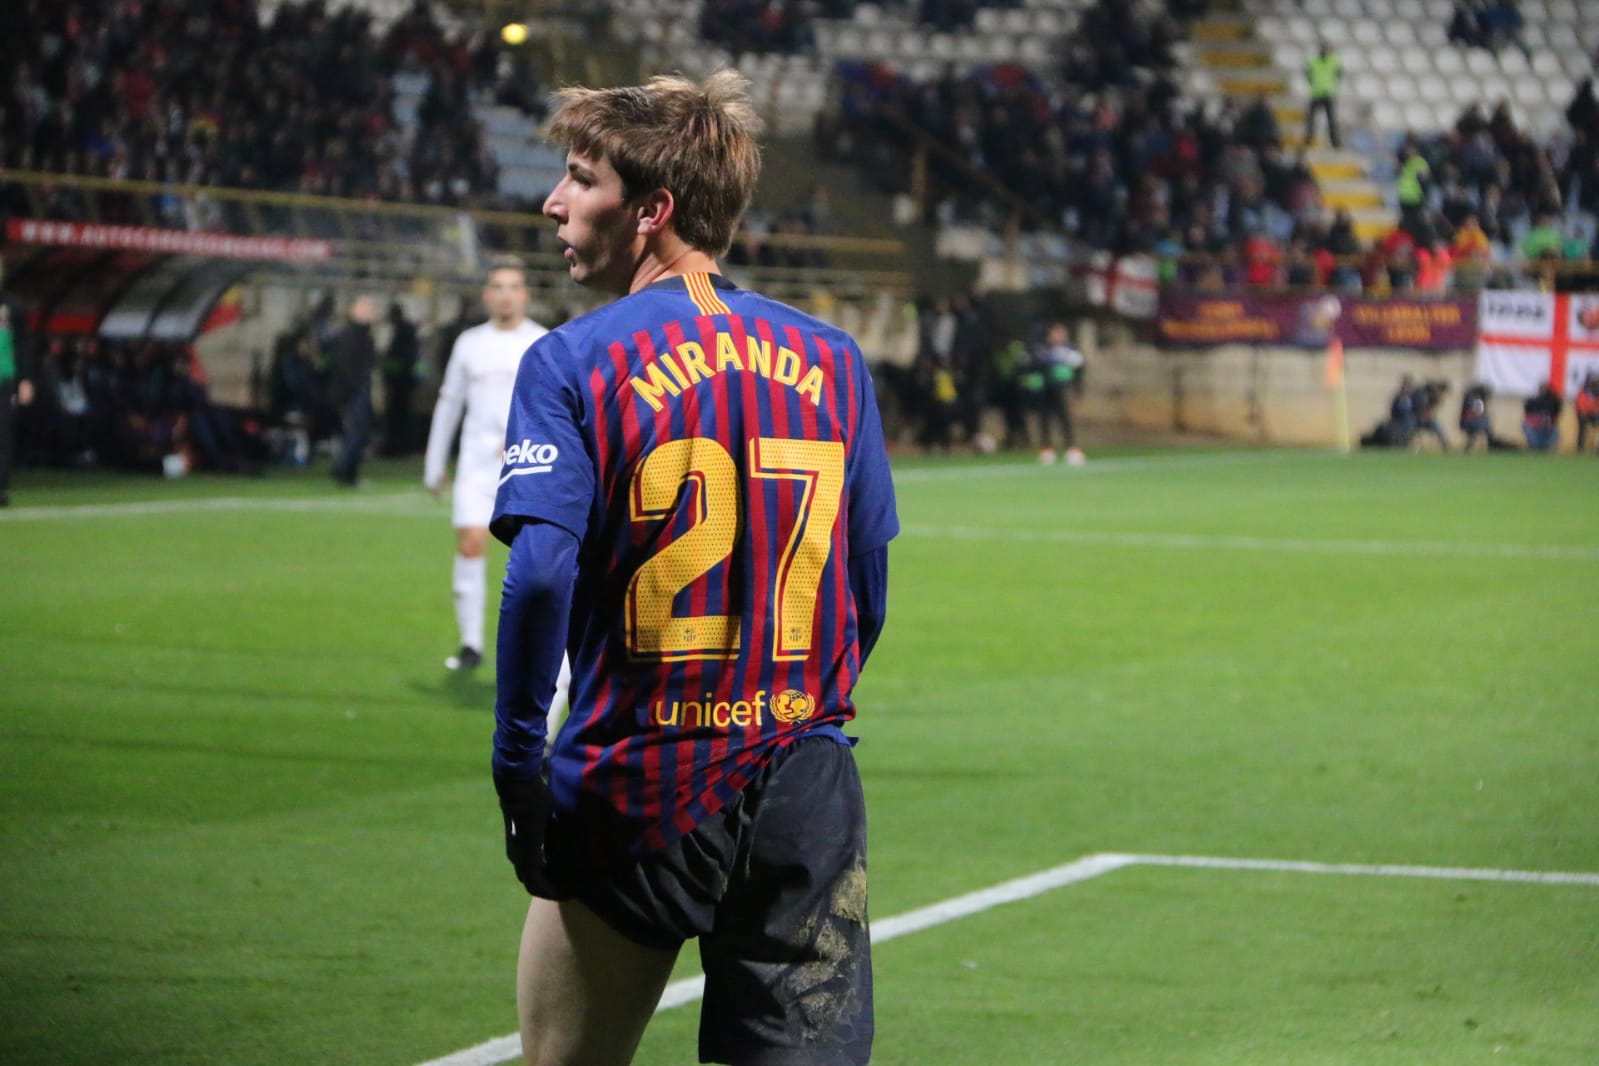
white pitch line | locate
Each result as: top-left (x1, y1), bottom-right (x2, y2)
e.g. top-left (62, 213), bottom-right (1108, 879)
top-left (0, 449), bottom-right (1313, 522)
top-left (414, 850), bottom-right (1599, 1066)
top-left (0, 492), bottom-right (440, 522)
top-left (890, 448), bottom-right (1318, 484)
top-left (900, 523), bottom-right (1599, 563)
top-left (414, 854), bottom-right (1134, 1066)
top-left (1127, 853), bottom-right (1599, 886)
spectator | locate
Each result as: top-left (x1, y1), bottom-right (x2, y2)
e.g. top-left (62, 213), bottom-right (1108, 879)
top-left (1, 260), bottom-right (35, 505)
top-left (1396, 141), bottom-right (1432, 237)
top-left (1412, 380), bottom-right (1451, 450)
top-left (1521, 380), bottom-right (1561, 451)
top-left (1448, 0), bottom-right (1486, 48)
top-left (1575, 371), bottom-right (1599, 452)
top-left (325, 295), bottom-right (378, 487)
top-left (1236, 93), bottom-right (1280, 150)
top-left (267, 327), bottom-right (318, 466)
top-left (1387, 375), bottom-right (1419, 445)
top-left (1414, 238), bottom-right (1453, 293)
top-left (381, 302), bottom-right (420, 457)
top-left (1458, 381), bottom-right (1497, 451)
top-left (1520, 211), bottom-right (1565, 279)
top-left (1028, 321), bottom-right (1086, 465)
top-left (1303, 41), bottom-right (1343, 149)
top-left (1451, 212), bottom-right (1493, 290)
top-left (1481, 0), bottom-right (1532, 59)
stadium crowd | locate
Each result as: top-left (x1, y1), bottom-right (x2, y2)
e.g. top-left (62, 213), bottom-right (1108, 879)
top-left (822, 0), bottom-right (1318, 258)
top-left (20, 336), bottom-right (264, 473)
top-left (1, 0), bottom-right (536, 211)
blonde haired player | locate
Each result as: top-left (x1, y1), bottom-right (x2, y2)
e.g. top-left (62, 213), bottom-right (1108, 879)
top-left (424, 259), bottom-right (570, 708)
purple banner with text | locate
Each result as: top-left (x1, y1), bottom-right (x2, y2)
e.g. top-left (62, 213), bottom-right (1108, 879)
top-left (1157, 291), bottom-right (1477, 351)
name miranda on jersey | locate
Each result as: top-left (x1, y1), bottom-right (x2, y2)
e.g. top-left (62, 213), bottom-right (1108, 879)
top-left (628, 331), bottom-right (827, 412)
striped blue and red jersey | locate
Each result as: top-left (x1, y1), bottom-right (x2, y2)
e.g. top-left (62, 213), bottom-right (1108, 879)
top-left (492, 272), bottom-right (898, 867)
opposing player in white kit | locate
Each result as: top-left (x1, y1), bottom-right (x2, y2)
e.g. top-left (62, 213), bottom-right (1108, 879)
top-left (423, 259), bottom-right (570, 717)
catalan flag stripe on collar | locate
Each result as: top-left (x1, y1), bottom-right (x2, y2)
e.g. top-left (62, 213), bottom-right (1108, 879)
top-left (684, 271), bottom-right (732, 316)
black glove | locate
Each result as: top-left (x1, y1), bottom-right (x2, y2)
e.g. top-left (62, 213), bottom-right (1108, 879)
top-left (493, 771), bottom-right (562, 898)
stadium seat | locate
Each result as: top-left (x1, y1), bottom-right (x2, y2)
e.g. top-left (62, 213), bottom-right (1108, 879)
top-left (1385, 22), bottom-right (1418, 46)
top-left (1400, 47), bottom-right (1434, 75)
top-left (1372, 99), bottom-right (1405, 132)
top-left (1416, 76), bottom-right (1451, 103)
top-left (1403, 100), bottom-right (1436, 132)
top-left (1282, 15), bottom-right (1318, 44)
top-left (1416, 22), bottom-right (1449, 47)
top-left (1034, 9), bottom-right (1067, 35)
top-left (1318, 20), bottom-right (1352, 46)
top-left (1513, 76), bottom-right (1549, 110)
top-left (1432, 48), bottom-right (1464, 76)
top-left (1527, 50), bottom-right (1565, 80)
top-left (1559, 49), bottom-right (1591, 79)
top-left (1349, 71), bottom-right (1385, 99)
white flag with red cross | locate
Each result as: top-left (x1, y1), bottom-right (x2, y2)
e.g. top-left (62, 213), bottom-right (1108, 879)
top-left (1475, 291), bottom-right (1599, 398)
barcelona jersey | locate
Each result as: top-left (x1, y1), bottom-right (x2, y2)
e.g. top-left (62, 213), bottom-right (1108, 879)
top-left (492, 272), bottom-right (898, 865)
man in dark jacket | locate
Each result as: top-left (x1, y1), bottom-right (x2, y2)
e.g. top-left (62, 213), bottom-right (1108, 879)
top-left (381, 302), bottom-right (421, 456)
top-left (1, 261), bottom-right (35, 506)
top-left (326, 295), bottom-right (378, 486)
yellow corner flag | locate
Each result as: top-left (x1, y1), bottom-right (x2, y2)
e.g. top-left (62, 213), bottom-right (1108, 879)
top-left (1323, 336), bottom-right (1344, 388)
top-left (1325, 336), bottom-right (1350, 452)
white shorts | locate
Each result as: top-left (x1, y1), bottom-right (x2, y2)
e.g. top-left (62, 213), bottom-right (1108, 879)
top-left (453, 444), bottom-right (503, 529)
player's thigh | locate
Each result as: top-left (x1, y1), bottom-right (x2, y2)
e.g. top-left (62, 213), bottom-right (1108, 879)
top-left (517, 896), bottom-right (680, 1066)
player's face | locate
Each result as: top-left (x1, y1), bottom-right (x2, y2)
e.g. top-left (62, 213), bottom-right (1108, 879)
top-left (482, 268), bottom-right (529, 326)
top-left (543, 150), bottom-right (643, 295)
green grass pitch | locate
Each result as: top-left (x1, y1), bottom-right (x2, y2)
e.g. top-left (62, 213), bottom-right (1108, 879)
top-left (2, 447), bottom-right (1596, 1065)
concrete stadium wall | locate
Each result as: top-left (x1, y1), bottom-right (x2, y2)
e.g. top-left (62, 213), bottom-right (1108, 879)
top-left (1072, 319), bottom-right (1554, 451)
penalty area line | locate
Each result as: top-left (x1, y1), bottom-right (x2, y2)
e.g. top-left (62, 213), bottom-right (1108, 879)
top-left (414, 853), bottom-right (1132, 1066)
top-left (415, 851), bottom-right (1599, 1066)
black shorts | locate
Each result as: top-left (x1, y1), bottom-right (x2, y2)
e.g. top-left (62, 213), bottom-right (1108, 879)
top-left (545, 736), bottom-right (873, 1066)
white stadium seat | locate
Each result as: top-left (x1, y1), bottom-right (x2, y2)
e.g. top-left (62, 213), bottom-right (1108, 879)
top-left (1385, 22), bottom-right (1417, 47)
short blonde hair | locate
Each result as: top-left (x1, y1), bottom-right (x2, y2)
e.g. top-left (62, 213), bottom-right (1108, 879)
top-left (546, 70), bottom-right (763, 257)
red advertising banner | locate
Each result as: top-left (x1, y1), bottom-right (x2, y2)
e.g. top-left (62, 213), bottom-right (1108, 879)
top-left (6, 220), bottom-right (333, 261)
top-left (1157, 291), bottom-right (1477, 351)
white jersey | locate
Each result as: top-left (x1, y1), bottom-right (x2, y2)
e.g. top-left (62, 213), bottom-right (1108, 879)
top-left (424, 318), bottom-right (547, 492)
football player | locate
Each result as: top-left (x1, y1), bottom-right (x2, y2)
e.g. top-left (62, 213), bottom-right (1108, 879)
top-left (489, 72), bottom-right (897, 1066)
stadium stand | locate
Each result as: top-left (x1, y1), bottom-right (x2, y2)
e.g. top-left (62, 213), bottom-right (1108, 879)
top-left (5, 0), bottom-right (1599, 470)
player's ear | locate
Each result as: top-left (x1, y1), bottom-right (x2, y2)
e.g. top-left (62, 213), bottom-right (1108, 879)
top-left (635, 188), bottom-right (674, 236)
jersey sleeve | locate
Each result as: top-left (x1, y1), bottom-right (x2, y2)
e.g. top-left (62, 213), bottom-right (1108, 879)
top-left (846, 358), bottom-right (899, 556)
top-left (491, 331), bottom-right (594, 545)
top-left (423, 334), bottom-right (470, 489)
